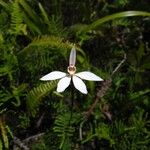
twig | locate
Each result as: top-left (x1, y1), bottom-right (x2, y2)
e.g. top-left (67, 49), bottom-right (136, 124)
top-left (111, 53), bottom-right (126, 76)
top-left (85, 53), bottom-right (126, 118)
top-left (85, 79), bottom-right (112, 118)
top-left (23, 132), bottom-right (44, 143)
top-left (13, 133), bottom-right (44, 150)
top-left (35, 112), bottom-right (45, 128)
top-left (13, 137), bottom-right (29, 150)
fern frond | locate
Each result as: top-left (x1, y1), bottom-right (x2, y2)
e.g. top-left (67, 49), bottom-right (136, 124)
top-left (0, 0), bottom-right (11, 11)
top-left (17, 35), bottom-right (87, 76)
top-left (18, 35), bottom-right (86, 60)
top-left (18, 0), bottom-right (44, 35)
top-left (19, 0), bottom-right (65, 36)
top-left (19, 0), bottom-right (38, 24)
top-left (129, 89), bottom-right (150, 100)
top-left (21, 10), bottom-right (42, 35)
top-left (18, 36), bottom-right (70, 74)
top-left (53, 113), bottom-right (75, 149)
top-left (10, 0), bottom-right (27, 35)
top-left (27, 80), bottom-right (57, 116)
top-left (47, 15), bottom-right (67, 37)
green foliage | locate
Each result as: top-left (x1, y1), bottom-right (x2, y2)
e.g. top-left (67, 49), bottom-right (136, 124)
top-left (128, 42), bottom-right (150, 84)
top-left (84, 11), bottom-right (150, 31)
top-left (18, 35), bottom-right (87, 81)
top-left (112, 110), bottom-right (150, 150)
top-left (27, 81), bottom-right (57, 116)
top-left (0, 0), bottom-right (149, 149)
top-left (0, 116), bottom-right (13, 150)
top-left (18, 112), bottom-right (30, 129)
top-left (114, 0), bottom-right (130, 7)
top-left (10, 0), bottom-right (27, 35)
top-left (53, 113), bottom-right (75, 149)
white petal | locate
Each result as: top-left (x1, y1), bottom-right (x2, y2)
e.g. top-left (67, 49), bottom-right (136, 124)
top-left (69, 46), bottom-right (76, 66)
top-left (40, 71), bottom-right (66, 81)
top-left (75, 71), bottom-right (103, 81)
top-left (57, 76), bottom-right (71, 92)
top-left (73, 76), bottom-right (87, 94)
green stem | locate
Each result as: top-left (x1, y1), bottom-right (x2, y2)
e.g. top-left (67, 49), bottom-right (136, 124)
top-left (69, 80), bottom-right (74, 125)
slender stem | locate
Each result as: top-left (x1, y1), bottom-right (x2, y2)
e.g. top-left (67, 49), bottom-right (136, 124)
top-left (111, 53), bottom-right (126, 77)
top-left (69, 80), bottom-right (74, 125)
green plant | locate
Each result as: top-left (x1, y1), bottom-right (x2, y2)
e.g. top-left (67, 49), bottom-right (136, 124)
top-left (0, 0), bottom-right (150, 149)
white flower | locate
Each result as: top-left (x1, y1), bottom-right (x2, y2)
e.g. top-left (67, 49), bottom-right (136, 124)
top-left (40, 47), bottom-right (103, 94)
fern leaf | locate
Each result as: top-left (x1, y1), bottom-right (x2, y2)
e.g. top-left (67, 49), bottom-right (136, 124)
top-left (18, 0), bottom-right (43, 35)
top-left (129, 89), bottom-right (150, 100)
top-left (19, 0), bottom-right (39, 23)
top-left (38, 3), bottom-right (66, 36)
top-left (10, 0), bottom-right (27, 35)
top-left (0, 0), bottom-right (11, 11)
top-left (17, 36), bottom-right (87, 82)
top-left (53, 113), bottom-right (75, 149)
top-left (17, 36), bottom-right (71, 73)
top-left (18, 35), bottom-right (86, 61)
top-left (27, 80), bottom-right (57, 116)
top-left (21, 10), bottom-right (42, 35)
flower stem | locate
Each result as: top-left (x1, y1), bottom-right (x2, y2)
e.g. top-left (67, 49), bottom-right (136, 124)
top-left (69, 80), bottom-right (74, 125)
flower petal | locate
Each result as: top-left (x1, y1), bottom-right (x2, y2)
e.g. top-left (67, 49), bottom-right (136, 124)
top-left (40, 71), bottom-right (66, 81)
top-left (57, 76), bottom-right (71, 92)
top-left (73, 76), bottom-right (87, 94)
top-left (75, 71), bottom-right (103, 81)
top-left (69, 46), bottom-right (76, 66)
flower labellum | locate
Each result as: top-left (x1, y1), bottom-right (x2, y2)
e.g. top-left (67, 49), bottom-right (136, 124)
top-left (40, 46), bottom-right (103, 94)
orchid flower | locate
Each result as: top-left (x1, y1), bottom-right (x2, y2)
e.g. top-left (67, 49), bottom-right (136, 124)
top-left (40, 47), bottom-right (103, 94)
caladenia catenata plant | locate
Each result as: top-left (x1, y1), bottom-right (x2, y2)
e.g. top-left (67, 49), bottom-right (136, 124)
top-left (40, 46), bottom-right (103, 124)
top-left (40, 46), bottom-right (103, 94)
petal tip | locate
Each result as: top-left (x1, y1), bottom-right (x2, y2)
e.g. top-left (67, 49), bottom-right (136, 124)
top-left (97, 78), bottom-right (104, 81)
top-left (40, 77), bottom-right (46, 81)
top-left (83, 91), bottom-right (88, 94)
top-left (56, 89), bottom-right (64, 93)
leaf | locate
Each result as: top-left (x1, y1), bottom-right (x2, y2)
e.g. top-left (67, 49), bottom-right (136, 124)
top-left (0, 0), bottom-right (10, 11)
top-left (0, 117), bottom-right (9, 149)
top-left (129, 89), bottom-right (150, 100)
top-left (79, 11), bottom-right (150, 33)
top-left (53, 113), bottom-right (75, 149)
top-left (38, 3), bottom-right (50, 25)
top-left (11, 84), bottom-right (27, 106)
top-left (17, 36), bottom-right (87, 72)
top-left (19, 0), bottom-right (39, 23)
top-left (27, 81), bottom-right (57, 116)
top-left (0, 139), bottom-right (3, 150)
top-left (9, 0), bottom-right (26, 35)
